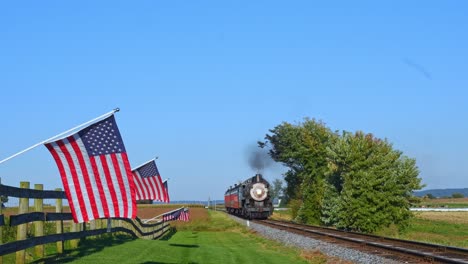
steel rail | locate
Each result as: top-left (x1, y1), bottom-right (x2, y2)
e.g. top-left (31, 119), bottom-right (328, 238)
top-left (259, 219), bottom-right (468, 264)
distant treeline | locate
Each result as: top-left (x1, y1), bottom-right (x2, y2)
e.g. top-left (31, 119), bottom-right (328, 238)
top-left (414, 188), bottom-right (468, 198)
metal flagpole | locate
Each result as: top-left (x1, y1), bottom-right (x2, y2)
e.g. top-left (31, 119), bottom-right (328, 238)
top-left (131, 156), bottom-right (158, 171)
top-left (0, 108), bottom-right (120, 165)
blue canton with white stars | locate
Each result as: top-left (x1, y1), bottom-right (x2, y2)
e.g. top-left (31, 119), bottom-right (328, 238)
top-left (79, 115), bottom-right (126, 156)
top-left (137, 161), bottom-right (160, 178)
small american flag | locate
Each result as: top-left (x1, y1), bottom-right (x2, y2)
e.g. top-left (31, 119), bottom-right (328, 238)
top-left (45, 115), bottom-right (136, 223)
top-left (178, 208), bottom-right (190, 222)
top-left (162, 180), bottom-right (170, 203)
top-left (132, 160), bottom-right (166, 202)
top-left (162, 207), bottom-right (186, 222)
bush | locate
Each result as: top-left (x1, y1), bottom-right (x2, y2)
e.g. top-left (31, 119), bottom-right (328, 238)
top-left (288, 199), bottom-right (302, 220)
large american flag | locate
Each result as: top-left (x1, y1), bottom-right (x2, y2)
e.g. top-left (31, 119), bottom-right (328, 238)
top-left (132, 160), bottom-right (166, 202)
top-left (45, 115), bottom-right (136, 223)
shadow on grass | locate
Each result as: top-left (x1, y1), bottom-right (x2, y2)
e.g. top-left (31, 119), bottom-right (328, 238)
top-left (159, 227), bottom-right (177, 241)
top-left (30, 234), bottom-right (135, 264)
top-left (139, 262), bottom-right (198, 264)
top-left (169, 243), bottom-right (199, 248)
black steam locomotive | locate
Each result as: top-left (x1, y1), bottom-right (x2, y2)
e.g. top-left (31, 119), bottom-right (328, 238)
top-left (224, 174), bottom-right (273, 219)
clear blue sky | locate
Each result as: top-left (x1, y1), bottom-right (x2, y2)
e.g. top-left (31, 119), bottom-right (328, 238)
top-left (1, 1), bottom-right (467, 201)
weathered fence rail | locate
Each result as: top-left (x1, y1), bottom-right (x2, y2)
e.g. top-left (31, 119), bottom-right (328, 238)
top-left (0, 181), bottom-right (170, 264)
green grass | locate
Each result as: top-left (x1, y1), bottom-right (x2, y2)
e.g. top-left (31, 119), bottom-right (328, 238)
top-left (176, 210), bottom-right (241, 232)
top-left (27, 211), bottom-right (325, 264)
top-left (377, 217), bottom-right (468, 248)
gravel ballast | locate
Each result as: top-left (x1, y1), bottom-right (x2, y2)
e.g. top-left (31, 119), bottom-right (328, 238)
top-left (229, 215), bottom-right (403, 264)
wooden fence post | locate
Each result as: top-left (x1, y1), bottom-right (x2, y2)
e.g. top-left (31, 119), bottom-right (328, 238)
top-left (90, 219), bottom-right (96, 231)
top-left (55, 188), bottom-right (64, 254)
top-left (34, 184), bottom-right (44, 258)
top-left (16, 181), bottom-right (29, 264)
top-left (81, 221), bottom-right (86, 244)
top-left (70, 221), bottom-right (79, 249)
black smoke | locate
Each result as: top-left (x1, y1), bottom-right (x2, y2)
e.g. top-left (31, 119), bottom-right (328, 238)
top-left (247, 144), bottom-right (273, 173)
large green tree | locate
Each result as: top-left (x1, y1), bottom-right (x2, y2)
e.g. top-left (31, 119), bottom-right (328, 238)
top-left (261, 118), bottom-right (336, 224)
top-left (323, 131), bottom-right (422, 232)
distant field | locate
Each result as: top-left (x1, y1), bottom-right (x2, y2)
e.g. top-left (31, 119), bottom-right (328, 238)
top-left (388, 211), bottom-right (468, 248)
top-left (416, 211), bottom-right (468, 225)
top-left (418, 197), bottom-right (468, 208)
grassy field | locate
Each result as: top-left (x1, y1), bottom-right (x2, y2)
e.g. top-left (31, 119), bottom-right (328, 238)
top-left (377, 211), bottom-right (468, 248)
top-left (418, 197), bottom-right (468, 208)
top-left (271, 207), bottom-right (468, 248)
top-left (21, 209), bottom-right (340, 264)
top-left (3, 202), bottom-right (466, 263)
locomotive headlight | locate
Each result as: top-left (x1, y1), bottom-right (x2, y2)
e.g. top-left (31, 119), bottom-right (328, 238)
top-left (250, 183), bottom-right (268, 201)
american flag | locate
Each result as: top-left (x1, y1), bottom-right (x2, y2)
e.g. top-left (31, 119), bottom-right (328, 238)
top-left (162, 208), bottom-right (181, 222)
top-left (162, 207), bottom-right (189, 222)
top-left (162, 180), bottom-right (170, 203)
top-left (45, 115), bottom-right (136, 223)
top-left (132, 160), bottom-right (166, 202)
top-left (179, 208), bottom-right (190, 222)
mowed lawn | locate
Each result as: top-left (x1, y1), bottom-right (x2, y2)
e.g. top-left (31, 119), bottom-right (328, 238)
top-left (36, 210), bottom-right (328, 264)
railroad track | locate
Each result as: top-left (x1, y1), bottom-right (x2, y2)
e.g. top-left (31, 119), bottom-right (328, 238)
top-left (255, 219), bottom-right (468, 264)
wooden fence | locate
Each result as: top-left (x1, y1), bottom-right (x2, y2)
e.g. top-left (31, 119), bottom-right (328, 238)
top-left (0, 181), bottom-right (170, 264)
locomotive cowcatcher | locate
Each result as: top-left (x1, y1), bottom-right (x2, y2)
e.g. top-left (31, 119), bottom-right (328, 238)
top-left (224, 173), bottom-right (273, 219)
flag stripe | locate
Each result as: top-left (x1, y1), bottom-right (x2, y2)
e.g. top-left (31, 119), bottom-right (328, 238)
top-left (63, 136), bottom-right (97, 221)
top-left (92, 156), bottom-right (115, 216)
top-left (89, 155), bottom-right (111, 217)
top-left (45, 143), bottom-right (80, 222)
top-left (154, 177), bottom-right (164, 202)
top-left (145, 177), bottom-right (157, 199)
top-left (56, 139), bottom-right (89, 222)
top-left (73, 136), bottom-right (105, 219)
top-left (133, 173), bottom-right (144, 200)
top-left (110, 154), bottom-right (128, 217)
top-left (122, 154), bottom-right (136, 218)
top-left (100, 155), bottom-right (120, 217)
top-left (142, 175), bottom-right (152, 199)
top-left (151, 177), bottom-right (163, 201)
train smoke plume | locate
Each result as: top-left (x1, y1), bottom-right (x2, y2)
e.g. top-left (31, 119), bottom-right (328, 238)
top-left (247, 144), bottom-right (273, 173)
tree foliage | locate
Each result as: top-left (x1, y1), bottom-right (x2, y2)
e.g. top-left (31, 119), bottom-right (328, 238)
top-left (452, 192), bottom-right (464, 198)
top-left (262, 118), bottom-right (336, 224)
top-left (270, 178), bottom-right (284, 200)
top-left (262, 118), bottom-right (423, 233)
top-left (323, 131), bottom-right (422, 232)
